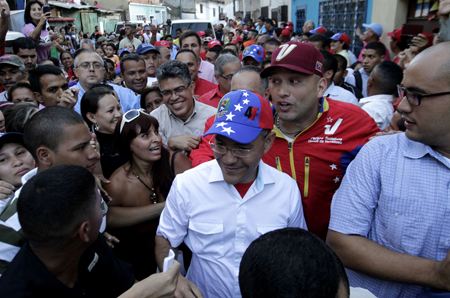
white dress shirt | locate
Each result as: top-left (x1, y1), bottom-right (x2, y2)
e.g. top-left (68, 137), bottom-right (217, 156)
top-left (325, 82), bottom-right (359, 106)
top-left (359, 94), bottom-right (394, 130)
top-left (157, 160), bottom-right (307, 298)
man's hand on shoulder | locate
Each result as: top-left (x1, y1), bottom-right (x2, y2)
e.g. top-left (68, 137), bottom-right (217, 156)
top-left (168, 135), bottom-right (201, 152)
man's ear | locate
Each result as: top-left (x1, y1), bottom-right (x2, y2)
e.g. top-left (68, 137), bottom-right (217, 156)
top-left (324, 69), bottom-right (334, 81)
top-left (34, 92), bottom-right (44, 104)
top-left (263, 131), bottom-right (276, 154)
top-left (367, 76), bottom-right (374, 88)
top-left (35, 146), bottom-right (53, 167)
top-left (317, 77), bottom-right (328, 98)
top-left (77, 221), bottom-right (91, 243)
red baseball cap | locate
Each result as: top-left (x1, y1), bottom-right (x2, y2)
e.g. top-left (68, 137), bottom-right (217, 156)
top-left (329, 33), bottom-right (351, 46)
top-left (281, 29), bottom-right (291, 37)
top-left (208, 39), bottom-right (222, 49)
top-left (310, 26), bottom-right (327, 34)
top-left (387, 28), bottom-right (402, 43)
top-left (198, 31), bottom-right (206, 36)
top-left (285, 25), bottom-right (294, 32)
top-left (286, 21), bottom-right (294, 27)
top-left (155, 40), bottom-right (170, 48)
top-left (260, 41), bottom-right (323, 78)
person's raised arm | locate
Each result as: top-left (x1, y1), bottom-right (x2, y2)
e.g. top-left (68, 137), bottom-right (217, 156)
top-left (0, 0), bottom-right (10, 50)
top-left (28, 11), bottom-right (50, 41)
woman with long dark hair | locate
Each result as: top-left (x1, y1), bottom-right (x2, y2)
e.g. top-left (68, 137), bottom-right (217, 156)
top-left (81, 84), bottom-right (126, 179)
top-left (22, 0), bottom-right (52, 62)
top-left (105, 110), bottom-right (190, 279)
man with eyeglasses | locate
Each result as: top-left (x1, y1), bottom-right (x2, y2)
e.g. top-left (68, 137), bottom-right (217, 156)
top-left (72, 49), bottom-right (140, 114)
top-left (327, 42), bottom-right (450, 297)
top-left (198, 54), bottom-right (241, 108)
top-left (175, 49), bottom-right (216, 98)
top-left (155, 89), bottom-right (307, 298)
top-left (151, 60), bottom-right (216, 153)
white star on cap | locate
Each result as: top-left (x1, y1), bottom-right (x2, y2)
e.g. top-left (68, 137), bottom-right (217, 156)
top-left (216, 122), bottom-right (227, 128)
top-left (243, 91), bottom-right (249, 97)
top-left (226, 112), bottom-right (235, 121)
top-left (222, 126), bottom-right (235, 135)
top-left (242, 99), bottom-right (250, 105)
top-left (333, 177), bottom-right (340, 183)
top-left (330, 164), bottom-right (337, 170)
top-left (234, 103), bottom-right (243, 112)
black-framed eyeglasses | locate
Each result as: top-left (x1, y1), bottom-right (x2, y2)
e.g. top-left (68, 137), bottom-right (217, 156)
top-left (220, 74), bottom-right (234, 81)
top-left (160, 84), bottom-right (189, 98)
top-left (397, 84), bottom-right (450, 106)
top-left (119, 109), bottom-right (149, 133)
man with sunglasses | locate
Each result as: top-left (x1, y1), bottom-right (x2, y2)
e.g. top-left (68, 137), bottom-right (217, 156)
top-left (152, 60), bottom-right (216, 153)
top-left (155, 90), bottom-right (307, 298)
top-left (327, 42), bottom-right (450, 297)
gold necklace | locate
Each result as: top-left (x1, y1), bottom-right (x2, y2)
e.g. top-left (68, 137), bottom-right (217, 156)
top-left (131, 169), bottom-right (157, 204)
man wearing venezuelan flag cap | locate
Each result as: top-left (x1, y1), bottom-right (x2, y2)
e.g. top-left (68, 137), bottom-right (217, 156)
top-left (155, 89), bottom-right (307, 298)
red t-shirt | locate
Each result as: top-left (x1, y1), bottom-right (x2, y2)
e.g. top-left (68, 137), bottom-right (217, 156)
top-left (200, 51), bottom-right (207, 61)
top-left (234, 181), bottom-right (254, 198)
top-left (194, 78), bottom-right (217, 97)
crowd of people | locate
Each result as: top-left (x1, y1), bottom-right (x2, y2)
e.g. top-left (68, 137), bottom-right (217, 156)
top-left (0, 0), bottom-right (450, 296)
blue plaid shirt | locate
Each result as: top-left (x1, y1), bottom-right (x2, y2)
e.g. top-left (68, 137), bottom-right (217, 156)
top-left (73, 82), bottom-right (140, 115)
top-left (329, 133), bottom-right (450, 297)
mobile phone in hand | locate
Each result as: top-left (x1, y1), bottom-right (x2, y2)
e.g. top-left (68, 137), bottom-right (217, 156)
top-left (43, 5), bottom-right (50, 14)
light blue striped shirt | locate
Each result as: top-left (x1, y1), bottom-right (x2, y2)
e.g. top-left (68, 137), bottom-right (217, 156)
top-left (73, 82), bottom-right (140, 115)
top-left (329, 133), bottom-right (450, 297)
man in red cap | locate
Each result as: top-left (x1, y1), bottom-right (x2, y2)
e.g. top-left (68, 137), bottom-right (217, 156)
top-left (260, 41), bottom-right (380, 241)
top-left (387, 28), bottom-right (404, 64)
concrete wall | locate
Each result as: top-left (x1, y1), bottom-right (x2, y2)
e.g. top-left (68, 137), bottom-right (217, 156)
top-left (290, 0), bottom-right (374, 33)
top-left (129, 3), bottom-right (167, 24)
top-left (371, 0), bottom-right (408, 53)
top-left (223, 1), bottom-right (234, 20)
top-left (196, 0), bottom-right (221, 24)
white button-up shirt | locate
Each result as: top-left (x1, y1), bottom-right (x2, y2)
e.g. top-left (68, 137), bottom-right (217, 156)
top-left (157, 160), bottom-right (307, 298)
top-left (325, 82), bottom-right (359, 106)
top-left (359, 94), bottom-right (394, 131)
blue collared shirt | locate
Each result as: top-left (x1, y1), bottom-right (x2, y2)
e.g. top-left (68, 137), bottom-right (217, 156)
top-left (73, 82), bottom-right (140, 115)
top-left (329, 133), bottom-right (450, 297)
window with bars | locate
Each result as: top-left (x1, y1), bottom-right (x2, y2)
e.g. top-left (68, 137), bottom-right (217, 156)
top-left (136, 14), bottom-right (146, 21)
top-left (319, 0), bottom-right (367, 57)
top-left (296, 6), bottom-right (306, 35)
